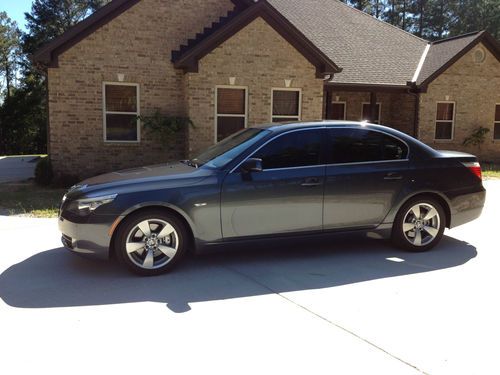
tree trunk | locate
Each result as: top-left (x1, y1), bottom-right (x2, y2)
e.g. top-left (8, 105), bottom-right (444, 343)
top-left (4, 56), bottom-right (11, 103)
top-left (419, 0), bottom-right (425, 37)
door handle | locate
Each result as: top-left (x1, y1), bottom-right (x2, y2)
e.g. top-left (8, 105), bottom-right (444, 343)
top-left (301, 177), bottom-right (322, 187)
top-left (384, 172), bottom-right (403, 180)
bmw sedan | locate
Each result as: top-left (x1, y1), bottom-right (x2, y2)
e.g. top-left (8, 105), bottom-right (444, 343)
top-left (59, 122), bottom-right (485, 275)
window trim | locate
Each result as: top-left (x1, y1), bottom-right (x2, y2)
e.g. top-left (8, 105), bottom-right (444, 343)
top-left (102, 82), bottom-right (140, 143)
top-left (230, 126), bottom-right (410, 173)
top-left (434, 101), bottom-right (456, 141)
top-left (215, 85), bottom-right (248, 143)
top-left (361, 102), bottom-right (382, 124)
top-left (271, 88), bottom-right (302, 122)
top-left (494, 103), bottom-right (500, 140)
top-left (330, 101), bottom-right (347, 120)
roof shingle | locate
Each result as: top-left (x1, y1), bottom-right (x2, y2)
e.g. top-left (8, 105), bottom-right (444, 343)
top-left (416, 32), bottom-right (482, 85)
top-left (267, 0), bottom-right (428, 86)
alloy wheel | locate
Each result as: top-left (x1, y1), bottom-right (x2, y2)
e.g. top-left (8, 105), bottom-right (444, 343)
top-left (125, 218), bottom-right (179, 269)
top-left (402, 203), bottom-right (441, 247)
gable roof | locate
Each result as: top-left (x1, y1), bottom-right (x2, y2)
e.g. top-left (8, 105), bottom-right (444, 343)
top-left (33, 0), bottom-right (141, 66)
top-left (415, 31), bottom-right (500, 87)
top-left (33, 0), bottom-right (500, 90)
top-left (172, 1), bottom-right (341, 76)
top-left (267, 0), bottom-right (428, 86)
top-left (32, 0), bottom-right (249, 67)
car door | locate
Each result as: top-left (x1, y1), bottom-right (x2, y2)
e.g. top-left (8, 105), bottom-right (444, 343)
top-left (323, 127), bottom-right (410, 230)
top-left (221, 128), bottom-right (326, 239)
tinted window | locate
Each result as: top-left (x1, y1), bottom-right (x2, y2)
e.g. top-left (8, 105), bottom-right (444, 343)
top-left (254, 130), bottom-right (323, 170)
top-left (193, 128), bottom-right (270, 169)
top-left (329, 128), bottom-right (408, 164)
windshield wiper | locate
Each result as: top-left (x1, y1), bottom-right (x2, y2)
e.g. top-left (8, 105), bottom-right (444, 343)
top-left (180, 159), bottom-right (199, 168)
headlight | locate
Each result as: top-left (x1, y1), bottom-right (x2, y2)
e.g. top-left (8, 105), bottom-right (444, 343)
top-left (76, 194), bottom-right (117, 213)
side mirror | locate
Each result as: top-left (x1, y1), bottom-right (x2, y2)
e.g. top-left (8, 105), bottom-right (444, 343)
top-left (240, 158), bottom-right (263, 173)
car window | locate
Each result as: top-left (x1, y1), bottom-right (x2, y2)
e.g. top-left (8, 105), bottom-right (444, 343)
top-left (192, 128), bottom-right (270, 169)
top-left (329, 128), bottom-right (408, 164)
top-left (253, 130), bottom-right (323, 170)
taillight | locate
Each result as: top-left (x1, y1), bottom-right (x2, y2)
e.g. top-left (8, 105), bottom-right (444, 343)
top-left (462, 162), bottom-right (482, 180)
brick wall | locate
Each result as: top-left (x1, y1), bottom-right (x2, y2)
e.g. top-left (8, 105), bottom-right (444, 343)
top-left (185, 17), bottom-right (324, 155)
top-left (419, 43), bottom-right (500, 161)
top-left (329, 91), bottom-right (416, 136)
top-left (48, 0), bottom-right (233, 177)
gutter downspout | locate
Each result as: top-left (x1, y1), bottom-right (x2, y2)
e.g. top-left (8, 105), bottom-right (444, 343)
top-left (409, 88), bottom-right (420, 138)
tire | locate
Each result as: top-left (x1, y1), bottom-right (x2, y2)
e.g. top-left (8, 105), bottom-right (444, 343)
top-left (115, 209), bottom-right (189, 276)
top-left (392, 197), bottom-right (446, 252)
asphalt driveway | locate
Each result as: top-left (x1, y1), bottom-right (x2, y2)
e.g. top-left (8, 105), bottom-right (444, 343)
top-left (0, 181), bottom-right (498, 374)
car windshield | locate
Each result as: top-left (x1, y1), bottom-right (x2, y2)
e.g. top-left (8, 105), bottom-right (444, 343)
top-left (190, 128), bottom-right (270, 169)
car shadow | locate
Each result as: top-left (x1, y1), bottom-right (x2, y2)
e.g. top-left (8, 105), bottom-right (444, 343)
top-left (0, 235), bottom-right (476, 313)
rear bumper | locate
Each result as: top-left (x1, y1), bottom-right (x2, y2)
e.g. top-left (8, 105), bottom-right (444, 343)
top-left (449, 188), bottom-right (486, 229)
top-left (58, 215), bottom-right (113, 260)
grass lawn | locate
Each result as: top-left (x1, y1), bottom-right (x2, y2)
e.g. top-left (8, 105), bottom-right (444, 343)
top-left (0, 182), bottom-right (66, 218)
top-left (482, 163), bottom-right (500, 179)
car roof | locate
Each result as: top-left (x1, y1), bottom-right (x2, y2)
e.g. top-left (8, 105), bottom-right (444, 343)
top-left (253, 120), bottom-right (403, 135)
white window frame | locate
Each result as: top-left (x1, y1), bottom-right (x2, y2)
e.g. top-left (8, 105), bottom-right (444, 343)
top-left (331, 101), bottom-right (347, 120)
top-left (494, 103), bottom-right (500, 140)
top-left (102, 82), bottom-right (140, 143)
top-left (271, 88), bottom-right (302, 122)
top-left (214, 85), bottom-right (248, 143)
top-left (434, 101), bottom-right (456, 141)
top-left (361, 102), bottom-right (382, 124)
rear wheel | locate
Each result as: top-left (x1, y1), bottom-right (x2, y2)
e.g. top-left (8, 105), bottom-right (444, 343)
top-left (392, 197), bottom-right (445, 252)
top-left (115, 209), bottom-right (189, 276)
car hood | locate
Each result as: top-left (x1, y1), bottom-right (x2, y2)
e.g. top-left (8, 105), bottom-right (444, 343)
top-left (80, 162), bottom-right (197, 186)
top-left (64, 162), bottom-right (216, 199)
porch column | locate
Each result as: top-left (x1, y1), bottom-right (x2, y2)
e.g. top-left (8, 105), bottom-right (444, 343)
top-left (324, 87), bottom-right (332, 119)
top-left (369, 91), bottom-right (377, 123)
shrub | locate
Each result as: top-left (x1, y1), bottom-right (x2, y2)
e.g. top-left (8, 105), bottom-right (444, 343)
top-left (463, 127), bottom-right (490, 148)
top-left (51, 173), bottom-right (80, 188)
top-left (34, 156), bottom-right (53, 186)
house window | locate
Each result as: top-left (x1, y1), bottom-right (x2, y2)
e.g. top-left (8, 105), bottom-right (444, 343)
top-left (330, 102), bottom-right (346, 120)
top-left (361, 102), bottom-right (381, 124)
top-left (216, 87), bottom-right (247, 142)
top-left (272, 88), bottom-right (301, 122)
top-left (494, 104), bottom-right (500, 140)
top-left (103, 83), bottom-right (140, 142)
top-left (435, 102), bottom-right (455, 140)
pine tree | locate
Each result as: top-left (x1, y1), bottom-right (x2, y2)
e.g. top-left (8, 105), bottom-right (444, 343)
top-left (0, 12), bottom-right (20, 103)
top-left (0, 1), bottom-right (109, 154)
top-left (450, 0), bottom-right (500, 39)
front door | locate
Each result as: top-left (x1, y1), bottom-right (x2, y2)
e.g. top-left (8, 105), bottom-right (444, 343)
top-left (221, 129), bottom-right (326, 239)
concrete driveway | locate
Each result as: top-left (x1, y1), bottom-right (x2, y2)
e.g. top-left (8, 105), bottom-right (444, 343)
top-left (0, 181), bottom-right (498, 375)
top-left (0, 155), bottom-right (39, 183)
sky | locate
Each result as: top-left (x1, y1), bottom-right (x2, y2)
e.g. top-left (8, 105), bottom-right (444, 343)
top-left (1, 0), bottom-right (33, 30)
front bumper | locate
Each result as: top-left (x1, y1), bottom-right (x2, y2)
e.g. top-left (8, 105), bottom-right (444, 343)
top-left (58, 214), bottom-right (115, 260)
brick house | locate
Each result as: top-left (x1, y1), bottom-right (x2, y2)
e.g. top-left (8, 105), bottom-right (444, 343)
top-left (34, 0), bottom-right (500, 178)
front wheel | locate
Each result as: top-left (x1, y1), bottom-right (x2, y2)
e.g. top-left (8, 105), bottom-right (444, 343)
top-left (115, 209), bottom-right (189, 276)
top-left (392, 197), bottom-right (446, 252)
